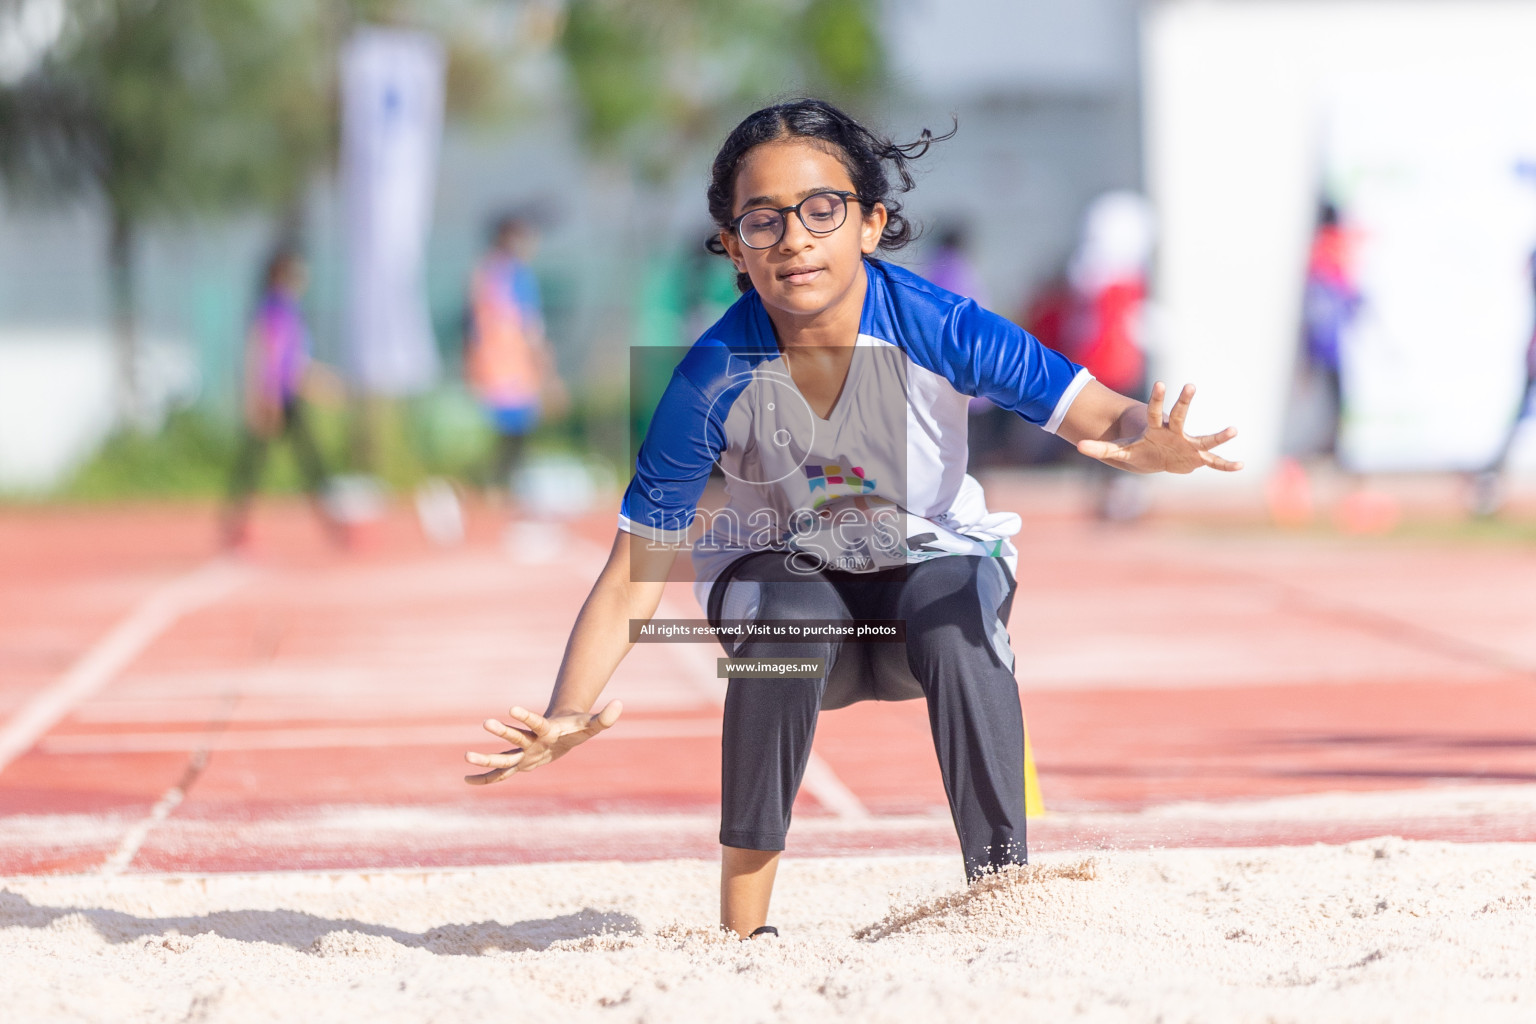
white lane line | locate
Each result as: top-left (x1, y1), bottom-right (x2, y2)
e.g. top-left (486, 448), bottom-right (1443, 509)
top-left (100, 655), bottom-right (241, 876)
top-left (98, 752), bottom-right (203, 877)
top-left (44, 719), bottom-right (724, 754)
top-left (13, 783), bottom-right (1536, 867)
top-left (0, 558), bottom-right (255, 777)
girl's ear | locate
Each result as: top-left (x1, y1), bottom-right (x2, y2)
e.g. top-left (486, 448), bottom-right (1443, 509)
top-left (860, 202), bottom-right (888, 255)
top-left (720, 229), bottom-right (748, 273)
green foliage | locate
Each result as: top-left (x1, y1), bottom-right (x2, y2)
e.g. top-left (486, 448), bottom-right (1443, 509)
top-left (557, 0), bottom-right (885, 174)
top-left (60, 408), bottom-right (244, 502)
top-left (560, 0), bottom-right (662, 148)
top-left (408, 387), bottom-right (496, 480)
top-left (0, 0), bottom-right (523, 218)
top-left (0, 0), bottom-right (329, 218)
top-left (0, 0), bottom-right (531, 428)
top-left (804, 0), bottom-right (883, 94)
top-left (49, 390), bottom-right (627, 502)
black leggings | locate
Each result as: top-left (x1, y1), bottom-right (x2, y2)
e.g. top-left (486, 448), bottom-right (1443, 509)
top-left (707, 551), bottom-right (1027, 880)
top-left (224, 399), bottom-right (332, 537)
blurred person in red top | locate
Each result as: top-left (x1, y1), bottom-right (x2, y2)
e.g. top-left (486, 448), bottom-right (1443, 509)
top-left (1019, 267), bottom-right (1073, 357)
top-left (1054, 191), bottom-right (1157, 520)
top-left (223, 248), bottom-right (343, 549)
top-left (1299, 202), bottom-right (1361, 456)
top-left (1270, 201), bottom-right (1377, 530)
top-left (1063, 192), bottom-right (1153, 401)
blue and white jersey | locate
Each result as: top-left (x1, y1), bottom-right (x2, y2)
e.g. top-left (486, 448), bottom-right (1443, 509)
top-left (618, 259), bottom-right (1092, 609)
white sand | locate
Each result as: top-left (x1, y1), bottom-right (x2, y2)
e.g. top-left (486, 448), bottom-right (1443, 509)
top-left (3, 838), bottom-right (1534, 1022)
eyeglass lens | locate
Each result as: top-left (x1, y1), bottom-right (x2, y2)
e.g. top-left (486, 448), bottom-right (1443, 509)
top-left (737, 192), bottom-right (848, 249)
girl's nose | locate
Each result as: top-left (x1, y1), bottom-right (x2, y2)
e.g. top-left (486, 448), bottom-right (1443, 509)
top-left (777, 213), bottom-right (815, 251)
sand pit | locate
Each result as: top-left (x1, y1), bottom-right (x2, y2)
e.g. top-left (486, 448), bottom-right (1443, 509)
top-left (3, 838), bottom-right (1534, 1022)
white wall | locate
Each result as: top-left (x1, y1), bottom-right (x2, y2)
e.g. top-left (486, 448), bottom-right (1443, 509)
top-left (0, 331), bottom-right (196, 492)
top-left (1143, 0), bottom-right (1536, 481)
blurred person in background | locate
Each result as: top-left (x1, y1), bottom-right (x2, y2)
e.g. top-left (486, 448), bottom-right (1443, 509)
top-left (464, 213), bottom-right (567, 508)
top-left (1008, 262), bottom-right (1082, 469)
top-left (1271, 201), bottom-right (1380, 529)
top-left (922, 222), bottom-right (986, 301)
top-left (1019, 265), bottom-right (1073, 357)
top-left (1472, 246), bottom-right (1536, 516)
top-left (223, 248), bottom-right (344, 549)
top-left (1298, 202), bottom-right (1359, 459)
top-left (1060, 191), bottom-right (1157, 521)
top-left (922, 222), bottom-right (1013, 469)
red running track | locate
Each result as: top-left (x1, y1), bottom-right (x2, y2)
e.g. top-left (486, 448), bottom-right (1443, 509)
top-left (3, 476), bottom-right (1535, 876)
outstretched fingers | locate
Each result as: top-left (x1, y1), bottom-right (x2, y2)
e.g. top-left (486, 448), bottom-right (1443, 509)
top-left (1193, 426), bottom-right (1239, 451)
top-left (463, 703), bottom-right (625, 786)
top-left (462, 745), bottom-right (526, 785)
top-left (1145, 381), bottom-right (1168, 429)
top-left (1166, 383), bottom-right (1196, 436)
top-left (1200, 451), bottom-right (1245, 472)
top-left (507, 706), bottom-right (555, 740)
top-left (463, 764), bottom-right (521, 785)
top-left (464, 747), bottom-right (525, 769)
top-left (480, 716), bottom-right (535, 746)
top-left (588, 699), bottom-right (624, 732)
top-left (462, 710), bottom-right (541, 785)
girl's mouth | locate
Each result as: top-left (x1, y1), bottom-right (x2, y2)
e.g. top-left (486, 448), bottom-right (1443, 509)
top-left (779, 265), bottom-right (824, 285)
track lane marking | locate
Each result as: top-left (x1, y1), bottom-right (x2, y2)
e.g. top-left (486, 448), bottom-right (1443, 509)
top-left (0, 557), bottom-right (255, 777)
top-left (98, 751), bottom-right (205, 877)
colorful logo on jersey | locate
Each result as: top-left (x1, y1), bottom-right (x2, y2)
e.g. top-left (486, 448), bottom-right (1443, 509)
top-left (804, 463), bottom-right (876, 507)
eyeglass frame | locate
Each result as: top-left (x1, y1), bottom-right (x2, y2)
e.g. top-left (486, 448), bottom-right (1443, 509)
top-left (727, 190), bottom-right (865, 250)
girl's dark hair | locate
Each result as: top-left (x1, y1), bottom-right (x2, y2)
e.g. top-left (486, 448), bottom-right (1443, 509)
top-left (705, 98), bottom-right (955, 292)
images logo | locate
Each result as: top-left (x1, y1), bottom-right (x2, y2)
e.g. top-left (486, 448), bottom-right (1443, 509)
top-left (804, 464), bottom-right (876, 508)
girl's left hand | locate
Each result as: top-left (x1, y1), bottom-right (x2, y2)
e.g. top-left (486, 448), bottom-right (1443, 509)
top-left (1077, 382), bottom-right (1243, 475)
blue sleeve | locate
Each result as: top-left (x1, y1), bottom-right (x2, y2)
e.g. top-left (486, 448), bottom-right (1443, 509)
top-left (511, 265), bottom-right (543, 324)
top-left (617, 368), bottom-right (722, 542)
top-left (944, 299), bottom-right (1091, 431)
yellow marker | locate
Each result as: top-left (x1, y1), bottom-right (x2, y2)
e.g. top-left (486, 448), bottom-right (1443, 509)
top-left (1024, 717), bottom-right (1045, 818)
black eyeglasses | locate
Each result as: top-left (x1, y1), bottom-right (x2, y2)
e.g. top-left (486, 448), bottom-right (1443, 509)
top-left (730, 190), bottom-right (863, 249)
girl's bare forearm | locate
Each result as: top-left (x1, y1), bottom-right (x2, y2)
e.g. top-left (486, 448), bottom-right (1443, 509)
top-left (543, 554), bottom-right (667, 717)
top-left (1057, 380), bottom-right (1146, 444)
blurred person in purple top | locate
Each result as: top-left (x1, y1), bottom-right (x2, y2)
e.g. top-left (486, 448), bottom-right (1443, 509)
top-left (223, 248), bottom-right (341, 548)
top-left (924, 223), bottom-right (1006, 454)
top-left (922, 223), bottom-right (986, 304)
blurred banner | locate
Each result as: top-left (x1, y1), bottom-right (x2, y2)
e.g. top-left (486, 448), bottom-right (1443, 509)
top-left (1326, 75), bottom-right (1536, 471)
top-left (340, 26), bottom-right (445, 396)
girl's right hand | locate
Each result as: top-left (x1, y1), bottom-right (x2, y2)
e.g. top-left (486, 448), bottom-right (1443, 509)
top-left (463, 701), bottom-right (623, 785)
